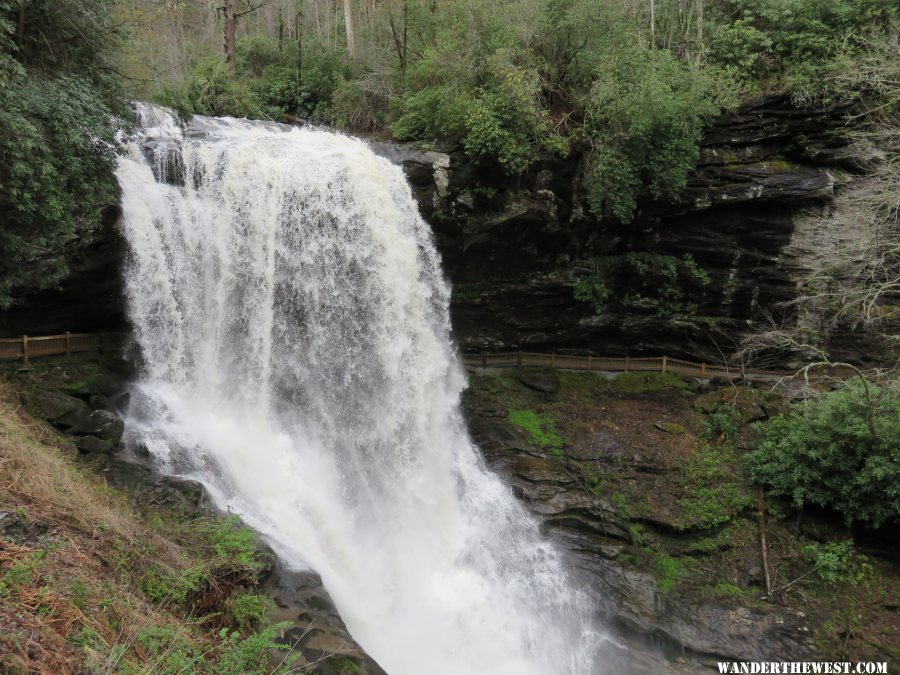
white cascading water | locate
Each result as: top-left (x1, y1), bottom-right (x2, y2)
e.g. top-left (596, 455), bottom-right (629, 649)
top-left (116, 104), bottom-right (611, 674)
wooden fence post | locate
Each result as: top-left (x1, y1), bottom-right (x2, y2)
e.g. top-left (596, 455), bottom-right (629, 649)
top-left (21, 335), bottom-right (28, 367)
top-left (661, 355), bottom-right (668, 373)
top-left (550, 353), bottom-right (556, 368)
top-left (624, 355), bottom-right (629, 372)
top-left (65, 332), bottom-right (72, 357)
top-left (517, 352), bottom-right (523, 368)
top-left (587, 355), bottom-right (592, 372)
top-left (482, 353), bottom-right (487, 369)
top-left (699, 363), bottom-right (706, 379)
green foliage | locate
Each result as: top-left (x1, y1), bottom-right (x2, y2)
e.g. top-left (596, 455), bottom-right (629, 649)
top-left (712, 582), bottom-right (750, 598)
top-left (0, 551), bottom-right (45, 596)
top-left (573, 253), bottom-right (710, 316)
top-left (507, 409), bottom-right (564, 457)
top-left (583, 48), bottom-right (721, 222)
top-left (701, 404), bottom-right (743, 442)
top-left (803, 540), bottom-right (868, 585)
top-left (709, 0), bottom-right (898, 100)
top-left (679, 441), bottom-right (751, 529)
top-left (216, 623), bottom-right (295, 675)
top-left (391, 87), bottom-right (468, 143)
top-left (200, 515), bottom-right (266, 570)
top-left (225, 592), bottom-right (273, 633)
top-left (156, 36), bottom-right (352, 123)
top-left (135, 625), bottom-right (204, 675)
top-left (329, 77), bottom-right (384, 131)
top-left (139, 564), bottom-right (207, 605)
top-left (0, 0), bottom-right (123, 306)
top-left (0, 70), bottom-right (120, 306)
top-left (746, 379), bottom-right (900, 528)
top-left (654, 554), bottom-right (687, 594)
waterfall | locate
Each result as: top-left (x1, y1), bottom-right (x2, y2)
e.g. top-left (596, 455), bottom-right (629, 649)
top-left (116, 104), bottom-right (609, 674)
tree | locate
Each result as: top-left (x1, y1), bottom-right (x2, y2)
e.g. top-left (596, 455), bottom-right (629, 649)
top-left (0, 0), bottom-right (123, 307)
top-left (343, 0), bottom-right (355, 57)
top-left (220, 0), bottom-right (268, 73)
top-left (746, 378), bottom-right (900, 529)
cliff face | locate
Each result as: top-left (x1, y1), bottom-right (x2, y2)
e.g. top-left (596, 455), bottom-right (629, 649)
top-left (377, 95), bottom-right (870, 362)
top-left (0, 96), bottom-right (872, 363)
top-left (0, 205), bottom-right (127, 337)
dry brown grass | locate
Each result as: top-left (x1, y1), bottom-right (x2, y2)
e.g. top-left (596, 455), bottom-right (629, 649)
top-left (0, 382), bottom-right (219, 673)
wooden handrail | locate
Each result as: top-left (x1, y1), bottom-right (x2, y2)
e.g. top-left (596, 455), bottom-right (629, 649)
top-left (0, 332), bottom-right (120, 364)
top-left (0, 332), bottom-right (853, 386)
top-left (461, 351), bottom-right (789, 383)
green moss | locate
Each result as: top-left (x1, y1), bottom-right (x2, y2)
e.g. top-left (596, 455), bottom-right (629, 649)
top-left (712, 582), bottom-right (751, 598)
top-left (677, 442), bottom-right (752, 530)
top-left (507, 409), bottom-right (564, 457)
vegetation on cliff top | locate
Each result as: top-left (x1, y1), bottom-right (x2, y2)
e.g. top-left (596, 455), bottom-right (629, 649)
top-left (1, 0), bottom-right (897, 305)
top-left (0, 0), bottom-right (124, 308)
top-left (121, 0), bottom-right (897, 224)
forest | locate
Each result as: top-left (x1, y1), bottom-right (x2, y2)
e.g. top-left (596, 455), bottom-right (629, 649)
top-left (1, 0), bottom-right (898, 302)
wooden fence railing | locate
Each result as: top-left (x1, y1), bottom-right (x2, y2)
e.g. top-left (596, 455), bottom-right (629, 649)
top-left (461, 352), bottom-right (788, 382)
top-left (0, 332), bottom-right (787, 383)
top-left (0, 333), bottom-right (114, 366)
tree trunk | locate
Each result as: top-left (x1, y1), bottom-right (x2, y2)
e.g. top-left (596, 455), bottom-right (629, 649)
top-left (696, 0), bottom-right (704, 63)
top-left (650, 0), bottom-right (656, 48)
top-left (757, 487), bottom-right (773, 595)
top-left (224, 0), bottom-right (237, 73)
top-left (295, 1), bottom-right (303, 110)
top-left (343, 0), bottom-right (355, 57)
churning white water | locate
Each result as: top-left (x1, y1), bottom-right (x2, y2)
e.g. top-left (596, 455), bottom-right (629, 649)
top-left (116, 104), bottom-right (608, 674)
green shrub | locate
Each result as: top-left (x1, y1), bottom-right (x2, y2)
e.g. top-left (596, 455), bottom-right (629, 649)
top-left (746, 379), bottom-right (900, 528)
top-left (701, 404), bottom-right (743, 443)
top-left (582, 48), bottom-right (721, 222)
top-left (709, 0), bottom-right (898, 100)
top-left (679, 441), bottom-right (752, 529)
top-left (139, 565), bottom-right (207, 605)
top-left (201, 515), bottom-right (266, 570)
top-left (225, 592), bottom-right (273, 632)
top-left (803, 540), bottom-right (867, 585)
top-left (329, 77), bottom-right (385, 131)
top-left (392, 87), bottom-right (470, 145)
top-left (0, 70), bottom-right (119, 306)
top-left (216, 623), bottom-right (295, 675)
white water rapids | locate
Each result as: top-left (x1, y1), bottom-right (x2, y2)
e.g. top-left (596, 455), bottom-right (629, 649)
top-left (116, 105), bottom-right (611, 674)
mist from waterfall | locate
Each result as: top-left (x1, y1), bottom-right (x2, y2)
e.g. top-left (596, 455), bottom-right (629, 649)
top-left (116, 104), bottom-right (610, 675)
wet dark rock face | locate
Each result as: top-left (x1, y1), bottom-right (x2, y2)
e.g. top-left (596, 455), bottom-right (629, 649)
top-left (380, 96), bottom-right (866, 360)
top-left (0, 96), bottom-right (868, 365)
top-left (464, 395), bottom-right (818, 668)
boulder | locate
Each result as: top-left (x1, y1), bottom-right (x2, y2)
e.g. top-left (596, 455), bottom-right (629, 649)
top-left (75, 435), bottom-right (114, 454)
top-left (25, 390), bottom-right (88, 422)
top-left (58, 408), bottom-right (124, 443)
top-left (517, 367), bottom-right (560, 394)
